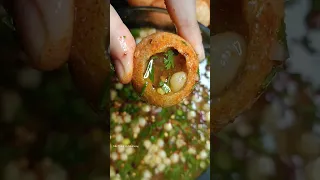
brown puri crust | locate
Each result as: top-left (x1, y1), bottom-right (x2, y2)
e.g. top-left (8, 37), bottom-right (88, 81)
top-left (68, 0), bottom-right (109, 110)
top-left (212, 0), bottom-right (284, 133)
top-left (132, 32), bottom-right (198, 107)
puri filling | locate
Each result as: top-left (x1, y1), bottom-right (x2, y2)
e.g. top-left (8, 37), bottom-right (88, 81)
top-left (143, 48), bottom-right (188, 95)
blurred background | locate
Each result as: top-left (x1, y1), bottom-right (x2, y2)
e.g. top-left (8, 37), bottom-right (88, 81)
top-left (213, 0), bottom-right (320, 179)
top-left (0, 4), bottom-right (108, 180)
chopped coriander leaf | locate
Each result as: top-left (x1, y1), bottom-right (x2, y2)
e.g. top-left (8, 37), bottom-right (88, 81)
top-left (159, 81), bottom-right (165, 87)
top-left (162, 84), bottom-right (171, 93)
top-left (121, 85), bottom-right (140, 101)
top-left (159, 81), bottom-right (171, 94)
top-left (140, 82), bottom-right (148, 96)
top-left (121, 104), bottom-right (140, 114)
top-left (261, 67), bottom-right (279, 90)
top-left (150, 136), bottom-right (156, 143)
top-left (149, 65), bottom-right (154, 83)
top-left (130, 29), bottom-right (140, 38)
top-left (151, 55), bottom-right (158, 60)
top-left (181, 40), bottom-right (187, 46)
top-left (164, 49), bottom-right (175, 69)
top-left (159, 108), bottom-right (170, 120)
top-left (156, 119), bottom-right (167, 127)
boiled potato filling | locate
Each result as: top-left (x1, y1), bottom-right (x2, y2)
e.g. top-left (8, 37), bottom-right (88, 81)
top-left (211, 32), bottom-right (247, 96)
top-left (211, 0), bottom-right (249, 97)
top-left (143, 49), bottom-right (188, 95)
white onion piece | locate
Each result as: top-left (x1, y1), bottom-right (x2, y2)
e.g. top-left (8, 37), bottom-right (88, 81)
top-left (211, 32), bottom-right (247, 95)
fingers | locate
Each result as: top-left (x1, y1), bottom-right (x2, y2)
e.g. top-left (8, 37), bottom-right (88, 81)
top-left (110, 5), bottom-right (135, 84)
top-left (165, 0), bottom-right (205, 61)
top-left (14, 0), bottom-right (74, 71)
top-left (127, 0), bottom-right (152, 6)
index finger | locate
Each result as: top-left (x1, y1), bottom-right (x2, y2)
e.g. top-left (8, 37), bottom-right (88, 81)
top-left (165, 0), bottom-right (205, 61)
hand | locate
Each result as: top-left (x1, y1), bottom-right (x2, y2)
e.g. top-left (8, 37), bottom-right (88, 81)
top-left (110, 0), bottom-right (205, 84)
top-left (3, 0), bottom-right (205, 84)
top-left (10, 0), bottom-right (74, 71)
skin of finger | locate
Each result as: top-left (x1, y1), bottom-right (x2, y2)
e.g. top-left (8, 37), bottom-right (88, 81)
top-left (110, 5), bottom-right (135, 84)
top-left (14, 0), bottom-right (74, 71)
top-left (164, 0), bottom-right (205, 60)
top-left (127, 0), bottom-right (152, 6)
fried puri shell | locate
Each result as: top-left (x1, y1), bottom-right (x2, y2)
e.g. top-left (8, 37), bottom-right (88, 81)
top-left (132, 32), bottom-right (198, 107)
top-left (68, 0), bottom-right (109, 111)
top-left (212, 0), bottom-right (285, 133)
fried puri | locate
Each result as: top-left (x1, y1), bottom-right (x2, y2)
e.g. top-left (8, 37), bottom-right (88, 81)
top-left (132, 32), bottom-right (198, 107)
top-left (68, 0), bottom-right (109, 111)
top-left (212, 0), bottom-right (285, 133)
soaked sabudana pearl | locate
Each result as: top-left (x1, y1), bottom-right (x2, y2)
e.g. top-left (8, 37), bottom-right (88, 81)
top-left (170, 71), bottom-right (187, 92)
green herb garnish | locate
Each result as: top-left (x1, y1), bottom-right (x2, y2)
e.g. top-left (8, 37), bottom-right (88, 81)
top-left (277, 19), bottom-right (288, 50)
top-left (159, 81), bottom-right (164, 87)
top-left (261, 66), bottom-right (280, 90)
top-left (121, 85), bottom-right (140, 101)
top-left (144, 57), bottom-right (157, 83)
top-left (121, 104), bottom-right (140, 114)
top-left (181, 40), bottom-right (187, 46)
top-left (162, 84), bottom-right (171, 93)
top-left (140, 82), bottom-right (148, 96)
top-left (159, 108), bottom-right (170, 120)
top-left (156, 119), bottom-right (167, 127)
top-left (130, 28), bottom-right (140, 38)
top-left (159, 81), bottom-right (171, 93)
top-left (164, 49), bottom-right (175, 69)
top-left (206, 55), bottom-right (210, 65)
top-left (149, 65), bottom-right (154, 83)
top-left (150, 136), bottom-right (156, 143)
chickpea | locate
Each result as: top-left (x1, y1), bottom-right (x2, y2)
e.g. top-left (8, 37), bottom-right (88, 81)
top-left (170, 71), bottom-right (187, 92)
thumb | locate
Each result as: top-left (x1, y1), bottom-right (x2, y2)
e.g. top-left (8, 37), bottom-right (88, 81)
top-left (14, 0), bottom-right (74, 70)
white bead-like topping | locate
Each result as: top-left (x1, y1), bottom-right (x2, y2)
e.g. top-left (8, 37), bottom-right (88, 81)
top-left (164, 122), bottom-right (173, 131)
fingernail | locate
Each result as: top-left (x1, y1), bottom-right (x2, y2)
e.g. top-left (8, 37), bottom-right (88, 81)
top-left (196, 43), bottom-right (205, 61)
top-left (113, 59), bottom-right (125, 81)
top-left (113, 59), bottom-right (132, 84)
